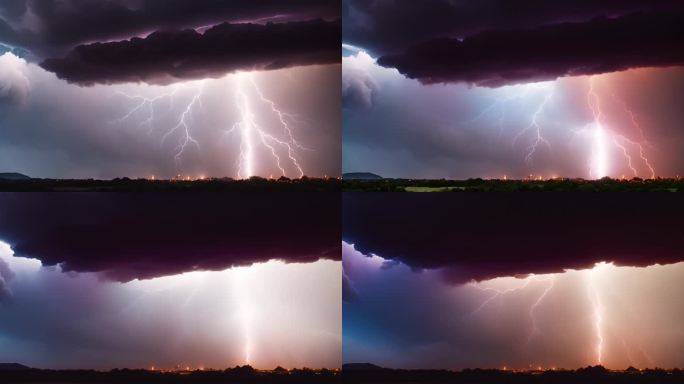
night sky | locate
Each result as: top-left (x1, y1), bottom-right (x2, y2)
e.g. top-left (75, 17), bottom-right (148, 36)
top-left (0, 193), bottom-right (341, 369)
top-left (343, 194), bottom-right (684, 369)
top-left (343, 0), bottom-right (684, 179)
top-left (0, 0), bottom-right (340, 179)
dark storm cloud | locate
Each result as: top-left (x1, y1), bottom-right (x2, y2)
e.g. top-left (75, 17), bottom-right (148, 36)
top-left (41, 18), bottom-right (341, 85)
top-left (0, 193), bottom-right (340, 281)
top-left (342, 68), bottom-right (376, 109)
top-left (343, 0), bottom-right (683, 55)
top-left (343, 193), bottom-right (684, 283)
top-left (0, 0), bottom-right (340, 58)
top-left (378, 11), bottom-right (684, 87)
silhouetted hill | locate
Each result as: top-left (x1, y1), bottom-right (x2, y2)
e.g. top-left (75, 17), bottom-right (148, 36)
top-left (342, 172), bottom-right (383, 180)
top-left (0, 363), bottom-right (31, 371)
top-left (343, 363), bottom-right (384, 371)
top-left (0, 173), bottom-right (30, 180)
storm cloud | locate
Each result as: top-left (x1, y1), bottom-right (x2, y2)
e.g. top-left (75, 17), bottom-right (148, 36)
top-left (0, 51), bottom-right (30, 105)
top-left (343, 193), bottom-right (684, 283)
top-left (378, 11), bottom-right (684, 87)
top-left (41, 19), bottom-right (341, 86)
top-left (0, 0), bottom-right (340, 58)
top-left (343, 0), bottom-right (684, 86)
top-left (343, 0), bottom-right (683, 53)
top-left (0, 193), bottom-right (340, 281)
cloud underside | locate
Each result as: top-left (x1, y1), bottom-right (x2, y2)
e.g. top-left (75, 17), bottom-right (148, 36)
top-left (344, 193), bottom-right (684, 283)
top-left (0, 193), bottom-right (340, 281)
top-left (378, 11), bottom-right (684, 87)
top-left (41, 19), bottom-right (341, 85)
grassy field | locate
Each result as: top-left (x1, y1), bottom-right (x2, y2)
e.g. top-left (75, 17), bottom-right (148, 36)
top-left (404, 186), bottom-right (467, 192)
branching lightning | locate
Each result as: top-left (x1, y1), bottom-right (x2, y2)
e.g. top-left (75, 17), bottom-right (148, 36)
top-left (227, 73), bottom-right (305, 179)
top-left (577, 76), bottom-right (656, 179)
top-left (454, 75), bottom-right (657, 179)
top-left (468, 275), bottom-right (556, 346)
top-left (466, 263), bottom-right (651, 368)
top-left (111, 73), bottom-right (307, 178)
top-left (160, 84), bottom-right (204, 162)
top-left (112, 82), bottom-right (204, 163)
top-left (513, 86), bottom-right (555, 165)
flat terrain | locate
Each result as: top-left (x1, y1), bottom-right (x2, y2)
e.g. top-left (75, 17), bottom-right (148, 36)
top-left (343, 178), bottom-right (684, 192)
top-left (0, 177), bottom-right (340, 192)
top-left (0, 367), bottom-right (340, 383)
top-left (342, 365), bottom-right (684, 383)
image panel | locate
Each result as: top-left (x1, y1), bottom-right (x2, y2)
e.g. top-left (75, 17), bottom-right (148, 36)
top-left (0, 1), bottom-right (341, 190)
top-left (343, 193), bottom-right (684, 382)
top-left (0, 193), bottom-right (341, 382)
top-left (342, 1), bottom-right (684, 191)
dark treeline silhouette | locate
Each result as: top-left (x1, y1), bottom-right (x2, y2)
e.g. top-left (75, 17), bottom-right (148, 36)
top-left (0, 365), bottom-right (341, 383)
top-left (343, 177), bottom-right (684, 192)
top-left (342, 364), bottom-right (684, 384)
top-left (0, 176), bottom-right (340, 192)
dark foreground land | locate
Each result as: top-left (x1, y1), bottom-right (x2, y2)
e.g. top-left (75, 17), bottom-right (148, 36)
top-left (342, 365), bottom-right (684, 384)
top-left (0, 176), bottom-right (340, 192)
top-left (343, 177), bottom-right (684, 192)
top-left (0, 365), bottom-right (340, 384)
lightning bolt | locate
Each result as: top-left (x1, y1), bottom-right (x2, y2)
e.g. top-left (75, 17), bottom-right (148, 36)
top-left (610, 92), bottom-right (656, 179)
top-left (586, 76), bottom-right (609, 179)
top-left (160, 84), bottom-right (204, 162)
top-left (232, 267), bottom-right (253, 366)
top-left (112, 82), bottom-right (204, 163)
top-left (468, 275), bottom-right (556, 346)
top-left (514, 86), bottom-right (554, 164)
top-left (111, 73), bottom-right (307, 178)
top-left (455, 83), bottom-right (556, 168)
top-left (467, 263), bottom-right (620, 367)
top-left (588, 266), bottom-right (605, 365)
top-left (582, 76), bottom-right (656, 179)
top-left (227, 72), bottom-right (305, 179)
top-left (526, 277), bottom-right (556, 345)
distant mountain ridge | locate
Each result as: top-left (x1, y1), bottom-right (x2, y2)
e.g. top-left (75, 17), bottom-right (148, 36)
top-left (0, 363), bottom-right (31, 371)
top-left (0, 173), bottom-right (31, 180)
top-left (343, 363), bottom-right (384, 371)
top-left (342, 172), bottom-right (383, 180)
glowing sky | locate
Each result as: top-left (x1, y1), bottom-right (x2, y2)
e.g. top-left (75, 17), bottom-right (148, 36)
top-left (343, 49), bottom-right (684, 179)
top-left (0, 241), bottom-right (341, 370)
top-left (0, 1), bottom-right (340, 179)
top-left (342, 1), bottom-right (684, 179)
top-left (343, 242), bottom-right (684, 370)
top-left (0, 54), bottom-right (339, 179)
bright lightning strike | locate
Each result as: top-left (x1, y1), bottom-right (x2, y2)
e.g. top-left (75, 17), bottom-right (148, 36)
top-left (587, 77), bottom-right (609, 179)
top-left (232, 267), bottom-right (253, 366)
top-left (111, 73), bottom-right (307, 178)
top-left (581, 76), bottom-right (656, 179)
top-left (467, 262), bottom-right (623, 367)
top-left (587, 263), bottom-right (607, 365)
top-left (227, 72), bottom-right (305, 179)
